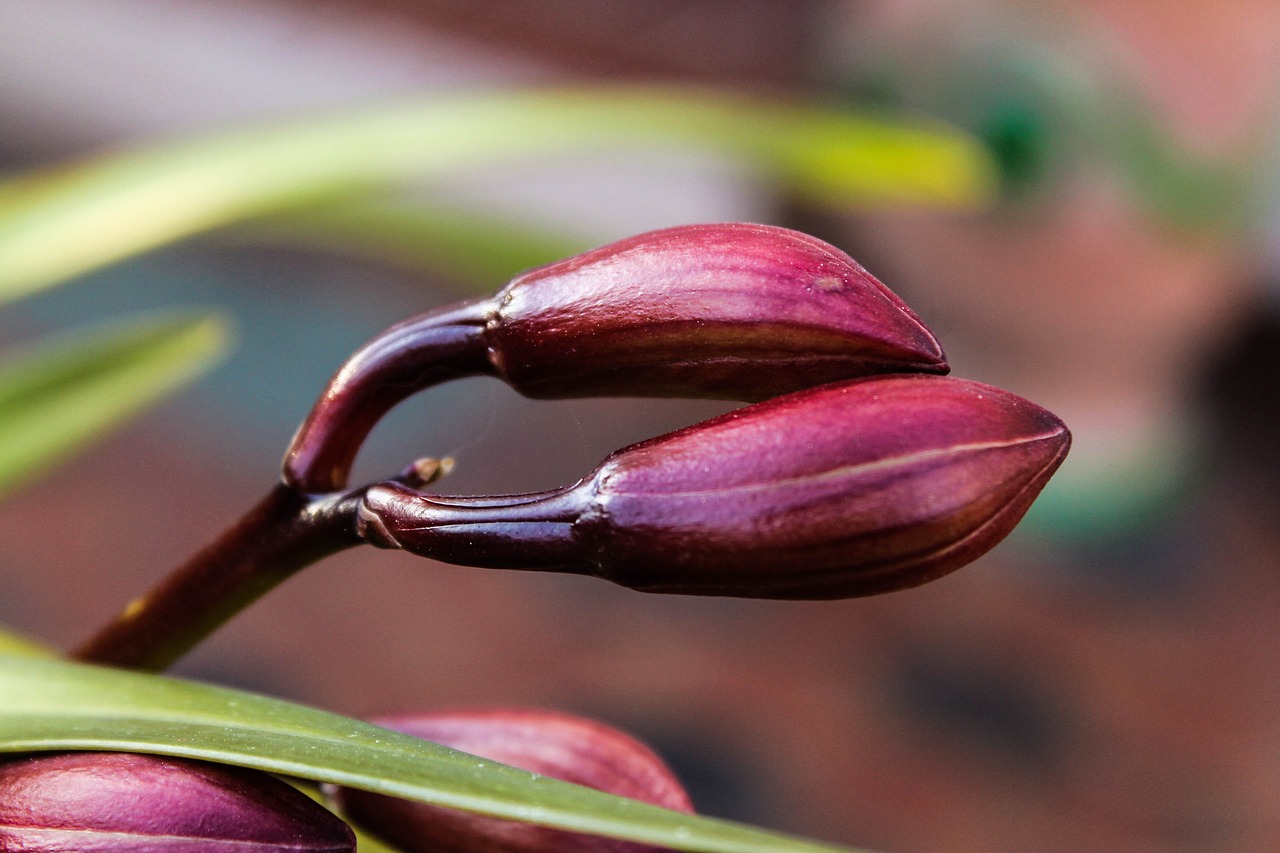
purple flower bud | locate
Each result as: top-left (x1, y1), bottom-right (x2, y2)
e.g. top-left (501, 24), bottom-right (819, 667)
top-left (284, 222), bottom-right (945, 491)
top-left (330, 709), bottom-right (692, 853)
top-left (0, 752), bottom-right (355, 852)
top-left (486, 222), bottom-right (947, 400)
top-left (358, 375), bottom-right (1069, 598)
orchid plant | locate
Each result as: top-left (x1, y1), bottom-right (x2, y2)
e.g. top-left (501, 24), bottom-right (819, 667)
top-left (0, 88), bottom-right (1063, 852)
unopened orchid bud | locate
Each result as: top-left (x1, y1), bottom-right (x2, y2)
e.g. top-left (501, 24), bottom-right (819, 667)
top-left (486, 222), bottom-right (947, 400)
top-left (284, 222), bottom-right (946, 492)
top-left (0, 752), bottom-right (354, 852)
top-left (359, 375), bottom-right (1069, 598)
top-left (331, 709), bottom-right (692, 853)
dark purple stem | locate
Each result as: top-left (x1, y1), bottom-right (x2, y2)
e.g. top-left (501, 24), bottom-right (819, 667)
top-left (71, 484), bottom-right (364, 671)
top-left (282, 299), bottom-right (494, 494)
top-left (73, 302), bottom-right (499, 671)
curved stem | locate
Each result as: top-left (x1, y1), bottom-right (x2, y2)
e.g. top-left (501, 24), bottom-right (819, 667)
top-left (282, 299), bottom-right (494, 493)
top-left (71, 484), bottom-right (364, 671)
top-left (74, 298), bottom-right (499, 671)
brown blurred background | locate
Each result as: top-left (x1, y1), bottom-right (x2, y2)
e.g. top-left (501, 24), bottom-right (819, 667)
top-left (3, 1), bottom-right (1280, 850)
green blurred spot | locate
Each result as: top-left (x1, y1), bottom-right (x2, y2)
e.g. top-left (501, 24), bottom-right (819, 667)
top-left (0, 311), bottom-right (231, 498)
top-left (0, 626), bottom-right (54, 658)
top-left (980, 100), bottom-right (1050, 193)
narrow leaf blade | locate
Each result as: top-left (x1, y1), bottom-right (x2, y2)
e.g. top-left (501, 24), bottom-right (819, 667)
top-left (0, 311), bottom-right (230, 496)
top-left (0, 88), bottom-right (995, 301)
top-left (0, 655), bottom-right (867, 853)
top-left (252, 199), bottom-right (589, 286)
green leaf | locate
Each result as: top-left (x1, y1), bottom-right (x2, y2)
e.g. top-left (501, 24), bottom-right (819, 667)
top-left (0, 311), bottom-right (230, 496)
top-left (0, 654), bottom-right (868, 853)
top-left (0, 88), bottom-right (996, 302)
top-left (252, 199), bottom-right (589, 287)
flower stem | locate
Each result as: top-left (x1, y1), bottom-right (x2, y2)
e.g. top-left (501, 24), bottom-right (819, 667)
top-left (71, 483), bottom-right (364, 671)
top-left (74, 300), bottom-right (492, 671)
top-left (282, 300), bottom-right (491, 493)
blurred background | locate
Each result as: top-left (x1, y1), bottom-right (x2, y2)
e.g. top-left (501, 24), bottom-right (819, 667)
top-left (3, 0), bottom-right (1280, 850)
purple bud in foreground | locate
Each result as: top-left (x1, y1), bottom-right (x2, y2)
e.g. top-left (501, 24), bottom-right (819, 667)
top-left (331, 709), bottom-right (693, 853)
top-left (359, 375), bottom-right (1069, 598)
top-left (486, 222), bottom-right (947, 400)
top-left (284, 222), bottom-right (945, 491)
top-left (0, 752), bottom-right (354, 852)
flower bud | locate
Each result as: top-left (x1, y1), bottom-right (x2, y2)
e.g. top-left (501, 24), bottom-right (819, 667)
top-left (486, 222), bottom-right (948, 400)
top-left (284, 222), bottom-right (946, 492)
top-left (359, 375), bottom-right (1069, 598)
top-left (330, 709), bottom-right (692, 853)
top-left (0, 752), bottom-right (355, 852)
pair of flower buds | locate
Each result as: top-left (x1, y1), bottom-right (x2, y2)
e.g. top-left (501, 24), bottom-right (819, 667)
top-left (0, 224), bottom-right (1069, 851)
top-left (288, 222), bottom-right (1069, 598)
top-left (0, 709), bottom-right (690, 852)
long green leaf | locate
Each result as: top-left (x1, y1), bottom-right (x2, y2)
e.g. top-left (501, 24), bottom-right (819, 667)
top-left (0, 654), bottom-right (866, 853)
top-left (0, 311), bottom-right (230, 496)
top-left (252, 199), bottom-right (589, 286)
top-left (0, 88), bottom-right (996, 302)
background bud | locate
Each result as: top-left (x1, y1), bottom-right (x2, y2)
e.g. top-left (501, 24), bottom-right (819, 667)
top-left (486, 222), bottom-right (947, 401)
top-left (331, 709), bottom-right (693, 853)
top-left (360, 375), bottom-right (1069, 598)
top-left (0, 752), bottom-right (354, 852)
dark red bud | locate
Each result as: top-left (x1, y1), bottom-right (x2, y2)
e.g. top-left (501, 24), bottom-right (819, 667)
top-left (359, 375), bottom-right (1069, 598)
top-left (284, 223), bottom-right (945, 492)
top-left (330, 709), bottom-right (692, 853)
top-left (487, 222), bottom-right (947, 400)
top-left (0, 752), bottom-right (354, 852)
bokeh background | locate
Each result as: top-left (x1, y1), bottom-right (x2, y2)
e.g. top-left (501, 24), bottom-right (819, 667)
top-left (3, 1), bottom-right (1280, 850)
